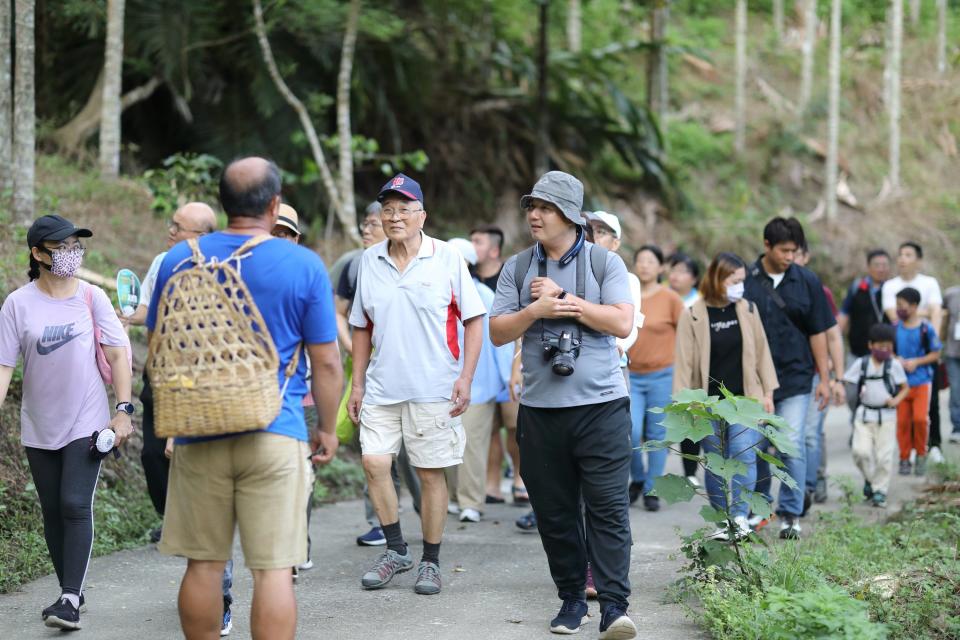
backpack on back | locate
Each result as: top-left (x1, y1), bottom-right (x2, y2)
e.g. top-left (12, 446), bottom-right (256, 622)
top-left (147, 235), bottom-right (300, 438)
top-left (856, 357), bottom-right (897, 410)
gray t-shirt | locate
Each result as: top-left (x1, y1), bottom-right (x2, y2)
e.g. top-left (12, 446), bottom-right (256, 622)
top-left (490, 243), bottom-right (633, 408)
top-left (943, 286), bottom-right (960, 359)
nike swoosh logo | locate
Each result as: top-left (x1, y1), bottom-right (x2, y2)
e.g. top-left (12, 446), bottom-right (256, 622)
top-left (36, 333), bottom-right (81, 355)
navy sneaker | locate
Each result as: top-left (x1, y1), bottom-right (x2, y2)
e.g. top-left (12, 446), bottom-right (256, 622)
top-left (356, 526), bottom-right (387, 547)
top-left (599, 605), bottom-right (637, 639)
top-left (220, 601), bottom-right (232, 636)
top-left (549, 596), bottom-right (587, 634)
top-left (43, 597), bottom-right (80, 630)
top-left (516, 510), bottom-right (537, 532)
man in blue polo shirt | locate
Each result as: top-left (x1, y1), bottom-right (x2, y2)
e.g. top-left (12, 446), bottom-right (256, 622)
top-left (744, 217), bottom-right (839, 541)
top-left (147, 157), bottom-right (343, 639)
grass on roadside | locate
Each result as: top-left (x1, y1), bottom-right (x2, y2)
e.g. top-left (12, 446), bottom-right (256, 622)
top-left (680, 464), bottom-right (960, 640)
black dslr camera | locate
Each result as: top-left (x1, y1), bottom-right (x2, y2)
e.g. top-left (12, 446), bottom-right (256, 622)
top-left (542, 331), bottom-right (581, 376)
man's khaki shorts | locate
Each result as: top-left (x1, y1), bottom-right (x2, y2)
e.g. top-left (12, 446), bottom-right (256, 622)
top-left (359, 401), bottom-right (465, 469)
top-left (499, 400), bottom-right (519, 430)
top-left (159, 432), bottom-right (312, 570)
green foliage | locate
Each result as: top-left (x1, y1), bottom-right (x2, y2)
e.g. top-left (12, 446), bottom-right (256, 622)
top-left (311, 455), bottom-right (365, 504)
top-left (142, 153), bottom-right (223, 216)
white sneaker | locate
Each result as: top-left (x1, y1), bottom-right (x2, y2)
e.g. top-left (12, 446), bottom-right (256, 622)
top-left (733, 516), bottom-right (752, 539)
top-left (949, 433), bottom-right (960, 444)
top-left (447, 503), bottom-right (461, 515)
top-left (929, 446), bottom-right (944, 464)
top-left (686, 475), bottom-right (701, 488)
top-left (298, 558), bottom-right (314, 571)
top-left (459, 508), bottom-right (481, 523)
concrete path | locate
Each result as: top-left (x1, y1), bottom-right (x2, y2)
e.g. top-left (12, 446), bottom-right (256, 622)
top-left (0, 399), bottom-right (948, 639)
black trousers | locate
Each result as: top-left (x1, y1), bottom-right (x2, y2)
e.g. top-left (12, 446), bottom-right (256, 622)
top-left (517, 397), bottom-right (632, 611)
top-left (680, 439), bottom-right (700, 477)
top-left (929, 364), bottom-right (942, 450)
top-left (139, 372), bottom-right (169, 516)
top-left (25, 438), bottom-right (102, 596)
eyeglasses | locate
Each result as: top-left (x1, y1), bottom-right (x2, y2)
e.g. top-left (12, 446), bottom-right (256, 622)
top-left (360, 221), bottom-right (383, 232)
top-left (44, 240), bottom-right (84, 252)
top-left (380, 207), bottom-right (423, 220)
top-left (167, 218), bottom-right (208, 235)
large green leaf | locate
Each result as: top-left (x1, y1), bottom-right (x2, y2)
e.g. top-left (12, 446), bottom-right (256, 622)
top-left (688, 416), bottom-right (716, 443)
top-left (761, 422), bottom-right (800, 458)
top-left (710, 398), bottom-right (742, 428)
top-left (704, 452), bottom-right (748, 483)
top-left (699, 505), bottom-right (727, 523)
top-left (701, 540), bottom-right (738, 568)
top-left (740, 489), bottom-right (773, 520)
top-left (671, 388), bottom-right (712, 405)
top-left (651, 474), bottom-right (697, 504)
top-left (771, 465), bottom-right (800, 490)
top-left (661, 410), bottom-right (695, 443)
top-left (756, 448), bottom-right (786, 469)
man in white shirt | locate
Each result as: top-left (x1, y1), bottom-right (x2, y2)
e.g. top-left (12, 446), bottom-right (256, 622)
top-left (881, 241), bottom-right (945, 461)
top-left (882, 242), bottom-right (942, 327)
top-left (347, 174), bottom-right (485, 596)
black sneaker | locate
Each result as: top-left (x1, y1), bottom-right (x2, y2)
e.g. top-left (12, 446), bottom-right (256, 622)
top-left (778, 516), bottom-right (801, 540)
top-left (642, 495), bottom-right (660, 512)
top-left (862, 481), bottom-right (874, 501)
top-left (599, 605), bottom-right (638, 639)
top-left (149, 526), bottom-right (163, 544)
top-left (628, 482), bottom-right (644, 506)
top-left (898, 459), bottom-right (912, 476)
top-left (43, 597), bottom-right (80, 630)
top-left (814, 476), bottom-right (828, 504)
top-left (549, 596), bottom-right (587, 634)
top-left (516, 510), bottom-right (538, 532)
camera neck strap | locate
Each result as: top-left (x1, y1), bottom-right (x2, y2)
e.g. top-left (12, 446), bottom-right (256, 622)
top-left (538, 245), bottom-right (586, 345)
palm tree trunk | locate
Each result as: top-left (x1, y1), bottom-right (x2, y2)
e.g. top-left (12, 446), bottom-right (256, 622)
top-left (0, 0), bottom-right (11, 194)
top-left (825, 0), bottom-right (841, 220)
top-left (648, 0), bottom-right (669, 127)
top-left (336, 0), bottom-right (360, 236)
top-left (798, 0), bottom-right (817, 114)
top-left (937, 0), bottom-right (947, 75)
top-left (567, 0), bottom-right (581, 53)
top-left (773, 0), bottom-right (784, 42)
top-left (252, 0), bottom-right (361, 245)
top-left (99, 0), bottom-right (125, 178)
top-left (734, 0), bottom-right (747, 154)
top-left (13, 0), bottom-right (34, 224)
top-left (888, 0), bottom-right (903, 191)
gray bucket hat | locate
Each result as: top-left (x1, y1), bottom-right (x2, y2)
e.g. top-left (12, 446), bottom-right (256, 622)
top-left (520, 171), bottom-right (585, 225)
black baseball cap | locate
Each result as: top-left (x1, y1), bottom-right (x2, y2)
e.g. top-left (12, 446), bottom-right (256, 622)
top-left (26, 215), bottom-right (92, 249)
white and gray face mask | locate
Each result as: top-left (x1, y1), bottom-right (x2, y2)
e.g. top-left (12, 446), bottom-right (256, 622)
top-left (726, 281), bottom-right (745, 303)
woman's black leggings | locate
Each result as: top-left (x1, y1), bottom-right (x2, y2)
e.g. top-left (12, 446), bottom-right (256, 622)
top-left (680, 438), bottom-right (701, 477)
top-left (25, 437), bottom-right (102, 596)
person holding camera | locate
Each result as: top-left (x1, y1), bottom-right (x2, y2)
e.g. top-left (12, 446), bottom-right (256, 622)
top-left (490, 172), bottom-right (637, 639)
top-left (0, 215), bottom-right (133, 631)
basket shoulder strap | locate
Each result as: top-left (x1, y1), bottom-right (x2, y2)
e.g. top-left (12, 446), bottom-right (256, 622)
top-left (187, 238), bottom-right (205, 264)
top-left (229, 234), bottom-right (274, 260)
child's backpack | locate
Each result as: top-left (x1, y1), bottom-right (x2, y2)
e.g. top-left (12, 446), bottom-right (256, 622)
top-left (856, 357), bottom-right (897, 409)
top-left (146, 235), bottom-right (300, 438)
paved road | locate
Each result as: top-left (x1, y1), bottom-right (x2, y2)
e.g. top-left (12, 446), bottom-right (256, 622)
top-left (0, 400), bottom-right (945, 639)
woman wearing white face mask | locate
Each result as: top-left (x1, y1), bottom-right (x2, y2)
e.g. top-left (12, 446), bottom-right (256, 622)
top-left (673, 252), bottom-right (778, 540)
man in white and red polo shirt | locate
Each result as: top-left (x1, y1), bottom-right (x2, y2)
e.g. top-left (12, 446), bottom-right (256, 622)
top-left (347, 173), bottom-right (485, 596)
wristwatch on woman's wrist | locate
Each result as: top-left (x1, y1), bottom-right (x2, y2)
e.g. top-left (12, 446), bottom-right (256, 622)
top-left (115, 402), bottom-right (135, 416)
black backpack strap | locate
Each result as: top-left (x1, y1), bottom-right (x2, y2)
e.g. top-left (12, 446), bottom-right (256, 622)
top-left (750, 264), bottom-right (787, 310)
top-left (514, 246), bottom-right (536, 307)
top-left (589, 244), bottom-right (607, 292)
top-left (882, 358), bottom-right (896, 397)
top-left (921, 321), bottom-right (931, 354)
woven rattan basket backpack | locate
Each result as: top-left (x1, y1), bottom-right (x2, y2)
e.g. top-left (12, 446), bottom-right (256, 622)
top-left (147, 235), bottom-right (299, 438)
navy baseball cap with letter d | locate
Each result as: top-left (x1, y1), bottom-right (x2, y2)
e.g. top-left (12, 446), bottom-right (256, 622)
top-left (377, 173), bottom-right (424, 204)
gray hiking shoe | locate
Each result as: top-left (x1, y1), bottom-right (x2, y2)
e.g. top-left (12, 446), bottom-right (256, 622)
top-left (914, 456), bottom-right (927, 476)
top-left (414, 560), bottom-right (442, 595)
top-left (361, 549), bottom-right (414, 590)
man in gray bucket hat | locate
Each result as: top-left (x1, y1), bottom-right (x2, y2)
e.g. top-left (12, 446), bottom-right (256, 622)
top-left (489, 171), bottom-right (638, 638)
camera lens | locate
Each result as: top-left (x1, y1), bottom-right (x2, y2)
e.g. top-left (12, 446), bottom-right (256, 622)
top-left (551, 351), bottom-right (576, 376)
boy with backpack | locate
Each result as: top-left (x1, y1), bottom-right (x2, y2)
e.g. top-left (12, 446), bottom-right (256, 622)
top-left (892, 287), bottom-right (942, 476)
top-left (843, 324), bottom-right (908, 507)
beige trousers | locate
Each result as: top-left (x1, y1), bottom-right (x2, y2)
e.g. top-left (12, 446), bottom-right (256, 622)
top-left (454, 401), bottom-right (498, 511)
top-left (851, 415), bottom-right (896, 494)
